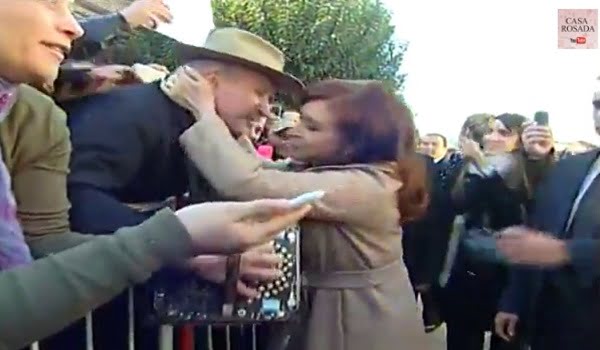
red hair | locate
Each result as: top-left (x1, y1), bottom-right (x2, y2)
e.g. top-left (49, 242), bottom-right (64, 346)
top-left (302, 80), bottom-right (428, 224)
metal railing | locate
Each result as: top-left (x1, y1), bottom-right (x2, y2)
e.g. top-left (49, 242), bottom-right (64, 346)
top-left (30, 288), bottom-right (262, 350)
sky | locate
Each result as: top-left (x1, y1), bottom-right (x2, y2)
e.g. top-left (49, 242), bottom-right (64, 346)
top-left (382, 0), bottom-right (600, 144)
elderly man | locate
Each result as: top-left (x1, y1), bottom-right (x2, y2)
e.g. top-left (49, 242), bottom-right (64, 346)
top-left (495, 78), bottom-right (600, 350)
top-left (50, 28), bottom-right (302, 350)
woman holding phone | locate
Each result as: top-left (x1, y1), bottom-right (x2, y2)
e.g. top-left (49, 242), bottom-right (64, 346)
top-left (165, 70), bottom-right (432, 350)
top-left (437, 113), bottom-right (554, 350)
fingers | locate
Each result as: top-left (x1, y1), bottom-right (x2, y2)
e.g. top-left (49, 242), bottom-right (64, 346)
top-left (232, 198), bottom-right (310, 219)
top-left (494, 319), bottom-right (511, 342)
top-left (498, 226), bottom-right (528, 237)
top-left (153, 3), bottom-right (173, 23)
top-left (523, 126), bottom-right (553, 144)
top-left (241, 266), bottom-right (282, 282)
top-left (238, 205), bottom-right (311, 250)
top-left (147, 64), bottom-right (170, 74)
top-left (248, 241), bottom-right (274, 252)
top-left (525, 137), bottom-right (551, 145)
top-left (507, 318), bottom-right (517, 339)
top-left (182, 65), bottom-right (204, 81)
top-left (240, 250), bottom-right (283, 282)
top-left (247, 252), bottom-right (282, 268)
top-left (236, 281), bottom-right (259, 299)
top-left (523, 131), bottom-right (552, 142)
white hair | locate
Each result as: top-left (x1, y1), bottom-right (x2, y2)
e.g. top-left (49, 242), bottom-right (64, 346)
top-left (185, 59), bottom-right (234, 75)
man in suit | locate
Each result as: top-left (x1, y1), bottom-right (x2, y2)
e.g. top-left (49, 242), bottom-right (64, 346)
top-left (48, 28), bottom-right (302, 350)
top-left (494, 83), bottom-right (600, 350)
top-left (419, 133), bottom-right (449, 165)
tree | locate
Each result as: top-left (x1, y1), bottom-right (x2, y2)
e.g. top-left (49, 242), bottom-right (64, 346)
top-left (107, 0), bottom-right (407, 92)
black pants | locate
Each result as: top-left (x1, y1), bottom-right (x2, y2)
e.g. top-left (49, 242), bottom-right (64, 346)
top-left (40, 288), bottom-right (158, 350)
top-left (446, 321), bottom-right (525, 350)
top-left (438, 264), bottom-right (525, 350)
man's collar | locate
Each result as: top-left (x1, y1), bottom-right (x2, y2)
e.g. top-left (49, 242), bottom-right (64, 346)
top-left (434, 153), bottom-right (448, 163)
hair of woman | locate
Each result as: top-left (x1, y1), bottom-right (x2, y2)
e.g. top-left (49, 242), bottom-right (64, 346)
top-left (302, 79), bottom-right (429, 223)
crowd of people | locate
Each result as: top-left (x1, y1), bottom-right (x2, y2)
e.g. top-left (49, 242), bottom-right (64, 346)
top-left (406, 107), bottom-right (600, 350)
top-left (1, 1), bottom-right (600, 350)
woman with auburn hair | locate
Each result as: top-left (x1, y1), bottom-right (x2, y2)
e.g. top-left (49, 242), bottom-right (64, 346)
top-left (165, 72), bottom-right (431, 350)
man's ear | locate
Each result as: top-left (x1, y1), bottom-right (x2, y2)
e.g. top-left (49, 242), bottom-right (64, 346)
top-left (203, 72), bottom-right (219, 90)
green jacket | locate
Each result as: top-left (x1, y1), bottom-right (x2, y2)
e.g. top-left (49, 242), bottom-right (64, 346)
top-left (0, 85), bottom-right (192, 349)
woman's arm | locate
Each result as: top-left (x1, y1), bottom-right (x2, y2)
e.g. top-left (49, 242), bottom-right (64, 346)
top-left (0, 209), bottom-right (192, 349)
top-left (180, 114), bottom-right (399, 224)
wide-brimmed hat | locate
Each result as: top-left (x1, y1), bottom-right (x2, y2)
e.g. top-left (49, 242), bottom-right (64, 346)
top-left (176, 27), bottom-right (303, 95)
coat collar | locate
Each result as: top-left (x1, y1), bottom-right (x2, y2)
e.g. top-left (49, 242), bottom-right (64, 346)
top-left (304, 161), bottom-right (397, 175)
top-left (0, 78), bottom-right (17, 121)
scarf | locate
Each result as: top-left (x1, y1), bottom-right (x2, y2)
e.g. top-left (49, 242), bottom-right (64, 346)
top-left (0, 79), bottom-right (32, 269)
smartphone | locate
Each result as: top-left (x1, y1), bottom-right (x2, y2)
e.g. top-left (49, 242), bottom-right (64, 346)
top-left (534, 111), bottom-right (549, 126)
top-left (288, 190), bottom-right (325, 208)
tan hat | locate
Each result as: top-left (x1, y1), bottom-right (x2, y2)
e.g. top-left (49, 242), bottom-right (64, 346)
top-left (272, 111), bottom-right (300, 133)
top-left (176, 27), bottom-right (303, 94)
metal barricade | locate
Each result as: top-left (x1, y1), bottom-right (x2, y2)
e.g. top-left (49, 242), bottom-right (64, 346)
top-left (28, 288), bottom-right (262, 350)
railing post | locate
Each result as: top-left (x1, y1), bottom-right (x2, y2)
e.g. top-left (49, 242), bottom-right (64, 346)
top-left (85, 312), bottom-right (94, 350)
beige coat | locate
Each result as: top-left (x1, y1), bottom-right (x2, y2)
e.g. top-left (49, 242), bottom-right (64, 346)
top-left (180, 115), bottom-right (433, 350)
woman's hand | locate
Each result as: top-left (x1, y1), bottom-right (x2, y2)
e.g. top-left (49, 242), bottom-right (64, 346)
top-left (162, 66), bottom-right (216, 120)
top-left (460, 137), bottom-right (485, 164)
top-left (120, 0), bottom-right (173, 29)
top-left (186, 243), bottom-right (282, 298)
top-left (175, 199), bottom-right (310, 255)
top-left (522, 123), bottom-right (553, 160)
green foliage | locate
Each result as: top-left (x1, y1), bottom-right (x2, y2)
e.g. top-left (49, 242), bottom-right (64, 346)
top-left (108, 0), bottom-right (406, 91)
top-left (101, 30), bottom-right (178, 68)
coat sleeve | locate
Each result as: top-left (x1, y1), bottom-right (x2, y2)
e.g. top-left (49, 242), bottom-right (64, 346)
top-left (66, 105), bottom-right (157, 233)
top-left (564, 239), bottom-right (600, 286)
top-left (70, 14), bottom-right (129, 60)
top-left (0, 209), bottom-right (192, 350)
top-left (498, 266), bottom-right (535, 316)
top-left (180, 115), bottom-right (400, 224)
top-left (68, 184), bottom-right (151, 234)
top-left (8, 88), bottom-right (72, 236)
